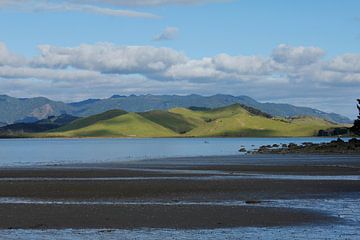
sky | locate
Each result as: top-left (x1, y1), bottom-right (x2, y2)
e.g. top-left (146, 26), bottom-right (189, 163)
top-left (0, 0), bottom-right (359, 119)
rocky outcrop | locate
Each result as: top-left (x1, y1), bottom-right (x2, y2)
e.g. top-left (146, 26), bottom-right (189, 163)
top-left (253, 138), bottom-right (360, 154)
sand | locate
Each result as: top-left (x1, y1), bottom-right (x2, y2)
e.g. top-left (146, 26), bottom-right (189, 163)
top-left (0, 154), bottom-right (359, 229)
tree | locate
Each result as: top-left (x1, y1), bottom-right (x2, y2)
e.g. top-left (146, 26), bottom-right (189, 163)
top-left (350, 99), bottom-right (360, 136)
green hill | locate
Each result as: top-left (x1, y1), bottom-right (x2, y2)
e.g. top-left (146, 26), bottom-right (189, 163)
top-left (52, 109), bottom-right (127, 132)
top-left (139, 110), bottom-right (195, 134)
top-left (43, 104), bottom-right (341, 138)
top-left (170, 104), bottom-right (339, 137)
top-left (45, 112), bottom-right (177, 137)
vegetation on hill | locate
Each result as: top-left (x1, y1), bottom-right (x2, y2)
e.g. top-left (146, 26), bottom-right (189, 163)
top-left (52, 110), bottom-right (127, 132)
top-left (45, 112), bottom-right (176, 138)
top-left (139, 110), bottom-right (195, 134)
top-left (0, 94), bottom-right (351, 124)
top-left (42, 104), bottom-right (341, 138)
top-left (171, 105), bottom-right (338, 137)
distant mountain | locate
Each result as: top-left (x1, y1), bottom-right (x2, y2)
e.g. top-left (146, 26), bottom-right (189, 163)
top-left (0, 95), bottom-right (73, 124)
top-left (0, 114), bottom-right (78, 135)
top-left (42, 104), bottom-right (341, 138)
top-left (0, 94), bottom-right (352, 124)
top-left (69, 94), bottom-right (351, 124)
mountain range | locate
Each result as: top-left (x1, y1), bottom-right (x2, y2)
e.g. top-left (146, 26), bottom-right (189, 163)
top-left (0, 94), bottom-right (352, 125)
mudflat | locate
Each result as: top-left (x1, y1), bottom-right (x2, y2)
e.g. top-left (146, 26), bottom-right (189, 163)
top-left (0, 154), bottom-right (359, 229)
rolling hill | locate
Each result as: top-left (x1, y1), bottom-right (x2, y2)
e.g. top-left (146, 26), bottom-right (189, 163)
top-left (0, 94), bottom-right (351, 124)
top-left (46, 112), bottom-right (177, 138)
top-left (42, 104), bottom-right (341, 138)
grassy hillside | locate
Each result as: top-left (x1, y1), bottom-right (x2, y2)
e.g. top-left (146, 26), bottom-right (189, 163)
top-left (170, 104), bottom-right (339, 137)
top-left (52, 110), bottom-right (127, 132)
top-left (139, 110), bottom-right (195, 134)
top-left (45, 104), bottom-right (341, 138)
top-left (46, 112), bottom-right (177, 137)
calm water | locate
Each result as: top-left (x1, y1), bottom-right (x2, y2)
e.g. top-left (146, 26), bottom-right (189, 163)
top-left (0, 137), bottom-right (342, 167)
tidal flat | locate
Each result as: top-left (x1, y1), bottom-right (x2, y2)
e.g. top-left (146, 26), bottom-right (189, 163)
top-left (0, 154), bottom-right (359, 239)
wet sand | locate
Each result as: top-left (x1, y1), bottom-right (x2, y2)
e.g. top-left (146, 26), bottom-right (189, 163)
top-left (0, 154), bottom-right (359, 229)
top-left (0, 204), bottom-right (333, 229)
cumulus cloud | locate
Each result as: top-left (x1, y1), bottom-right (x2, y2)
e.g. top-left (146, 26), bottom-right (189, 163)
top-left (272, 44), bottom-right (325, 66)
top-left (153, 27), bottom-right (179, 41)
top-left (0, 42), bottom-right (26, 67)
top-left (3, 42), bottom-right (360, 85)
top-left (0, 41), bottom-right (359, 117)
top-left (325, 54), bottom-right (360, 73)
top-left (31, 43), bottom-right (188, 74)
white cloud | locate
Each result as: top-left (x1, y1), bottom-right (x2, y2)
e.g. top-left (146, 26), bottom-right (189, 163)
top-left (0, 0), bottom-right (159, 18)
top-left (153, 27), bottom-right (179, 41)
top-left (2, 41), bottom-right (360, 86)
top-left (325, 54), bottom-right (360, 73)
top-left (0, 42), bottom-right (26, 67)
top-left (213, 54), bottom-right (271, 75)
top-left (32, 43), bottom-right (188, 74)
top-left (272, 44), bottom-right (325, 66)
top-left (0, 66), bottom-right (103, 82)
top-left (0, 41), bottom-right (360, 117)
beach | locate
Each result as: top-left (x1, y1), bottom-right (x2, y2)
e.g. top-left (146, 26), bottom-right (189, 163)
top-left (0, 154), bottom-right (359, 230)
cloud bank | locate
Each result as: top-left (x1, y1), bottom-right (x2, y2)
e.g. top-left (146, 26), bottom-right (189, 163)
top-left (0, 42), bottom-right (359, 117)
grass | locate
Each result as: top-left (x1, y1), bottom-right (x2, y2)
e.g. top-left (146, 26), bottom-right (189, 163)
top-left (171, 105), bottom-right (339, 137)
top-left (47, 113), bottom-right (177, 137)
top-left (52, 110), bottom-right (127, 132)
top-left (139, 110), bottom-right (195, 134)
top-left (45, 104), bottom-right (341, 138)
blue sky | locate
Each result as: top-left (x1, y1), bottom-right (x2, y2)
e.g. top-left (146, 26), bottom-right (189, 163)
top-left (1, 0), bottom-right (359, 58)
top-left (0, 0), bottom-right (359, 118)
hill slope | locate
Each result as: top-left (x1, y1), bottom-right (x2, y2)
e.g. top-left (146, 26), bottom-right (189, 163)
top-left (53, 110), bottom-right (127, 132)
top-left (46, 104), bottom-right (341, 138)
top-left (0, 94), bottom-right (351, 124)
top-left (169, 104), bottom-right (338, 137)
top-left (139, 110), bottom-right (195, 134)
top-left (46, 112), bottom-right (177, 138)
top-left (69, 94), bottom-right (350, 124)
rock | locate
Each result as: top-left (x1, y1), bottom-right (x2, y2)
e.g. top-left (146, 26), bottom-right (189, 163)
top-left (302, 142), bottom-right (314, 146)
top-left (288, 143), bottom-right (298, 149)
top-left (282, 144), bottom-right (288, 148)
top-left (272, 144), bottom-right (279, 148)
top-left (239, 147), bottom-right (247, 152)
